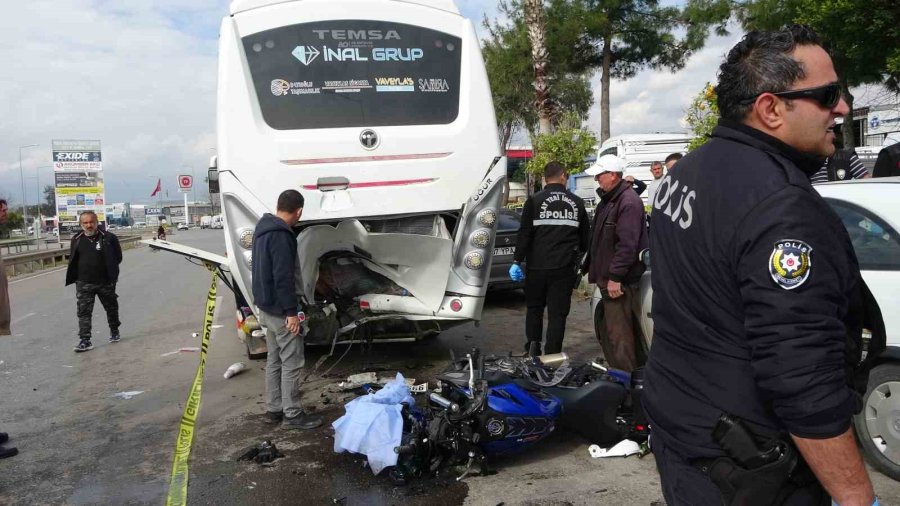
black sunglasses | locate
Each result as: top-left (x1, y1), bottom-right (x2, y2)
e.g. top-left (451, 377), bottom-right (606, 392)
top-left (739, 83), bottom-right (842, 108)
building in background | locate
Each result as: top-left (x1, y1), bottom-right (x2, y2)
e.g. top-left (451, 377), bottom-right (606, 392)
top-left (104, 203), bottom-right (131, 226)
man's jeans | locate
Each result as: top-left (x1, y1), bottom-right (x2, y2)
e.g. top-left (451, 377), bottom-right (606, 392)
top-left (258, 310), bottom-right (305, 418)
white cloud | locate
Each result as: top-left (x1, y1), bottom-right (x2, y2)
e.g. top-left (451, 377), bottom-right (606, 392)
top-left (7, 2), bottom-right (887, 211)
top-left (588, 24), bottom-right (745, 138)
top-left (0, 0), bottom-right (224, 207)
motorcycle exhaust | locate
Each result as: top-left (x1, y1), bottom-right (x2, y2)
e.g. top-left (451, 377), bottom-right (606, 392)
top-left (537, 352), bottom-right (569, 368)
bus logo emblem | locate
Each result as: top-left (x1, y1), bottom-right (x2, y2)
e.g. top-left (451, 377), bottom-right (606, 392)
top-left (360, 129), bottom-right (379, 150)
top-left (292, 45), bottom-right (320, 66)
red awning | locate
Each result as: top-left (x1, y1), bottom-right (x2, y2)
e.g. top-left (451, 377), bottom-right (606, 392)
top-left (506, 149), bottom-right (533, 158)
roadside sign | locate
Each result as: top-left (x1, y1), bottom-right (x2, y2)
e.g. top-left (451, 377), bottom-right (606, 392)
top-left (178, 175), bottom-right (193, 193)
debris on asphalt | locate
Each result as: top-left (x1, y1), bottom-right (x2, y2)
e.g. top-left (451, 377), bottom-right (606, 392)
top-left (409, 382), bottom-right (428, 393)
top-left (588, 439), bottom-right (642, 458)
top-left (161, 347), bottom-right (201, 357)
top-left (111, 391), bottom-right (144, 400)
top-left (334, 372), bottom-right (417, 392)
top-left (223, 362), bottom-right (247, 379)
top-left (237, 440), bottom-right (284, 464)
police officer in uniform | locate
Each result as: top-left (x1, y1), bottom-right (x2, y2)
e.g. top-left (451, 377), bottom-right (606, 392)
top-left (510, 161), bottom-right (590, 356)
top-left (645, 26), bottom-right (884, 505)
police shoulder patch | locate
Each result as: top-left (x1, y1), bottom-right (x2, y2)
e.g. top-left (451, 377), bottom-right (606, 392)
top-left (769, 239), bottom-right (812, 290)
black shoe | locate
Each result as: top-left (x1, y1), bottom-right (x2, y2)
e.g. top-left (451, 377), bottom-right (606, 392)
top-left (0, 433), bottom-right (7, 444)
top-left (526, 341), bottom-right (542, 357)
top-left (264, 411), bottom-right (284, 424)
top-left (0, 446), bottom-right (17, 459)
top-left (282, 412), bottom-right (323, 430)
top-left (109, 334), bottom-right (121, 343)
top-left (74, 339), bottom-right (94, 353)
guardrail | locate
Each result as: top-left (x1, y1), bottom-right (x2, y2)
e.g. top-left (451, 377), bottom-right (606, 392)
top-left (2, 235), bottom-right (144, 278)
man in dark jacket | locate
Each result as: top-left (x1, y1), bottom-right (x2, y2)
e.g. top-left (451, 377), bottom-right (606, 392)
top-left (645, 25), bottom-right (884, 505)
top-left (583, 155), bottom-right (648, 372)
top-left (511, 161), bottom-right (590, 356)
top-left (251, 189), bottom-right (321, 430)
top-left (66, 211), bottom-right (123, 352)
top-left (873, 141), bottom-right (900, 178)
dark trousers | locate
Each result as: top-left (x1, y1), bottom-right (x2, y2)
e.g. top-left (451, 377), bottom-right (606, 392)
top-left (76, 281), bottom-right (120, 340)
top-left (525, 267), bottom-right (577, 355)
top-left (652, 432), bottom-right (724, 506)
top-left (599, 283), bottom-right (644, 372)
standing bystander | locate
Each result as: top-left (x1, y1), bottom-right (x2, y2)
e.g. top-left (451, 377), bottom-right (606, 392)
top-left (646, 161), bottom-right (665, 210)
top-left (583, 155), bottom-right (648, 372)
top-left (66, 211), bottom-right (123, 352)
top-left (0, 200), bottom-right (17, 459)
top-left (0, 199), bottom-right (10, 336)
top-left (810, 147), bottom-right (869, 182)
top-left (252, 189), bottom-right (322, 430)
top-left (663, 152), bottom-right (682, 172)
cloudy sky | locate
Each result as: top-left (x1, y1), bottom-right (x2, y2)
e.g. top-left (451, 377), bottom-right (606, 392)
top-left (0, 0), bottom-right (879, 209)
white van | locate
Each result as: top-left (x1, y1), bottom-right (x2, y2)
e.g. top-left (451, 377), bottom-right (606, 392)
top-left (597, 133), bottom-right (689, 182)
top-left (150, 0), bottom-right (506, 357)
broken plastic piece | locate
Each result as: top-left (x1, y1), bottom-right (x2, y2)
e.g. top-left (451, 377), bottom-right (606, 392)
top-left (224, 362), bottom-right (247, 379)
top-left (410, 383), bottom-right (428, 393)
top-left (111, 391), bottom-right (144, 400)
top-left (588, 439), bottom-right (642, 458)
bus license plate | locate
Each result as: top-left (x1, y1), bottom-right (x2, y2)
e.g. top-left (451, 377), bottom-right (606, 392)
top-left (493, 246), bottom-right (515, 256)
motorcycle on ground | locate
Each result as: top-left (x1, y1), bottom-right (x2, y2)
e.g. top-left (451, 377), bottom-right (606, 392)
top-left (388, 348), bottom-right (649, 485)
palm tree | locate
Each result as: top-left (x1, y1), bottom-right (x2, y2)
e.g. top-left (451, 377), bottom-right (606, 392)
top-left (524, 0), bottom-right (553, 136)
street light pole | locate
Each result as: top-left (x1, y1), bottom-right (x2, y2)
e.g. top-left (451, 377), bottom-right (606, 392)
top-left (19, 144), bottom-right (39, 234)
top-left (34, 165), bottom-right (53, 240)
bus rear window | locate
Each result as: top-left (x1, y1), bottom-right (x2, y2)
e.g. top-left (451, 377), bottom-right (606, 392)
top-left (243, 21), bottom-right (461, 130)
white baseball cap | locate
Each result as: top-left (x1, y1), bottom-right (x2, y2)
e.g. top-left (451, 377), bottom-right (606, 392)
top-left (585, 154), bottom-right (626, 176)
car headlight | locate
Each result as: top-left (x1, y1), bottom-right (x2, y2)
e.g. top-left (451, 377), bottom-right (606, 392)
top-left (470, 229), bottom-right (491, 248)
top-left (238, 228), bottom-right (254, 249)
top-left (478, 209), bottom-right (497, 227)
top-left (464, 251), bottom-right (485, 270)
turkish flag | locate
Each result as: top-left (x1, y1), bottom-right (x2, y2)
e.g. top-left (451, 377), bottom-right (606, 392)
top-left (150, 178), bottom-right (161, 197)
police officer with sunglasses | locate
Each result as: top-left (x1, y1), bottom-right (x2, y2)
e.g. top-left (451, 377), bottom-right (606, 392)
top-left (645, 25), bottom-right (885, 506)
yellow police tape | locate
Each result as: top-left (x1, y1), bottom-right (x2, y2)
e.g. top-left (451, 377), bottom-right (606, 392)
top-left (166, 265), bottom-right (218, 506)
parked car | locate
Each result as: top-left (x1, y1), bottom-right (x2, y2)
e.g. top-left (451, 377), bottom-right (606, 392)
top-left (177, 223), bottom-right (189, 231)
top-left (488, 209), bottom-right (525, 290)
top-left (591, 177), bottom-right (900, 479)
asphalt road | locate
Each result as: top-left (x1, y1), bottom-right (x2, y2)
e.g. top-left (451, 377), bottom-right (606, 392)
top-left (1, 228), bottom-right (899, 505)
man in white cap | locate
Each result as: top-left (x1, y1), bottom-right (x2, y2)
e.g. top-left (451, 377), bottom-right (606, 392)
top-left (582, 155), bottom-right (648, 371)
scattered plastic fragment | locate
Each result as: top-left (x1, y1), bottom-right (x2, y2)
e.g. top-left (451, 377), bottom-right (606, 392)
top-left (111, 391), bottom-right (144, 400)
top-left (588, 439), bottom-right (641, 458)
top-left (224, 362), bottom-right (247, 379)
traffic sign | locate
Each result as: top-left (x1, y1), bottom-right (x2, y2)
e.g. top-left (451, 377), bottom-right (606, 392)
top-left (178, 174), bottom-right (193, 193)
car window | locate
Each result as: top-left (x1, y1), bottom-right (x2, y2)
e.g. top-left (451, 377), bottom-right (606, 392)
top-left (497, 210), bottom-right (521, 232)
top-left (825, 198), bottom-right (900, 270)
top-left (599, 147), bottom-right (617, 158)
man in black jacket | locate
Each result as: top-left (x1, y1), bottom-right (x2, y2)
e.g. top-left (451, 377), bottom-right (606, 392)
top-left (511, 161), bottom-right (590, 356)
top-left (251, 189), bottom-right (321, 430)
top-left (645, 26), bottom-right (883, 505)
top-left (66, 211), bottom-right (123, 352)
top-left (873, 141), bottom-right (900, 178)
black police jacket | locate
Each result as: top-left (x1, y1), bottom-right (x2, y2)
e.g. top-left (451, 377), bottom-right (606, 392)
top-left (514, 183), bottom-right (590, 270)
top-left (644, 120), bottom-right (885, 460)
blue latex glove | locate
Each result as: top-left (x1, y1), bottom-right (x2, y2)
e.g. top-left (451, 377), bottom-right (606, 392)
top-left (509, 264), bottom-right (524, 282)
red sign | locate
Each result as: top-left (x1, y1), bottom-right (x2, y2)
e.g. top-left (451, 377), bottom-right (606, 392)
top-left (178, 175), bottom-right (193, 189)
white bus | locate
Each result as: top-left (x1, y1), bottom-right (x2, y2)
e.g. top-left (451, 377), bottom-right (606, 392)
top-left (155, 0), bottom-right (506, 356)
